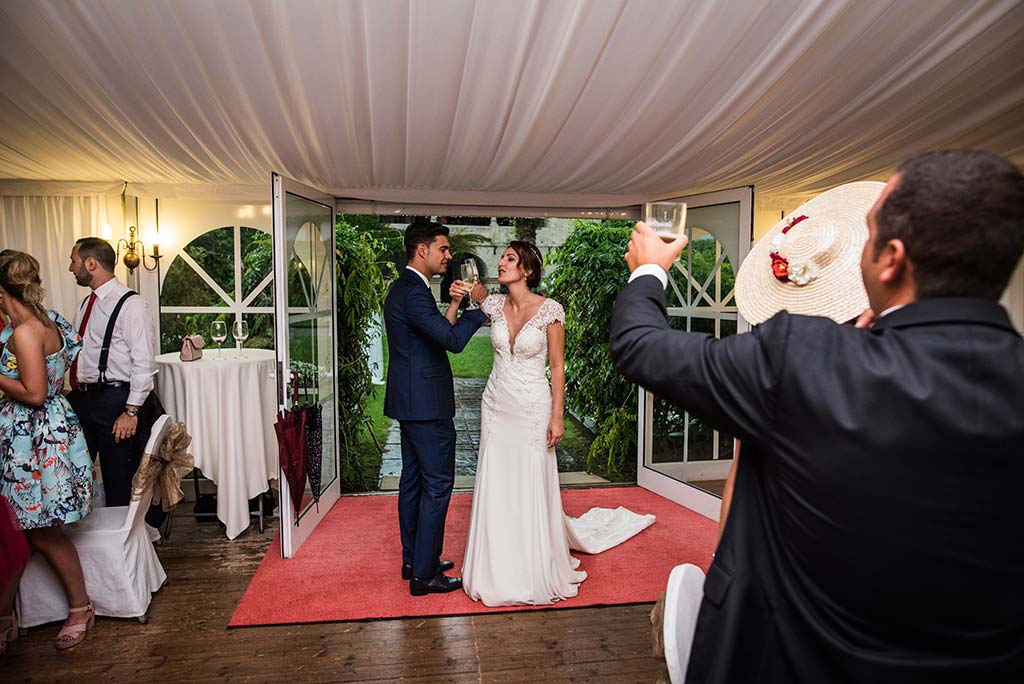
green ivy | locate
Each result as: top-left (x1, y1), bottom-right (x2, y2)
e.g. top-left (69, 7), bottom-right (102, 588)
top-left (334, 218), bottom-right (396, 491)
top-left (545, 221), bottom-right (637, 479)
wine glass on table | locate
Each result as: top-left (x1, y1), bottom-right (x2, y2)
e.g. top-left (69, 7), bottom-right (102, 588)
top-left (210, 320), bottom-right (227, 360)
top-left (232, 320), bottom-right (249, 359)
top-left (645, 202), bottom-right (688, 243)
top-left (461, 260), bottom-right (481, 310)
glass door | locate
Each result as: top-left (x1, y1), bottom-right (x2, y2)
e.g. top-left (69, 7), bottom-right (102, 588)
top-left (272, 173), bottom-right (340, 557)
top-left (636, 187), bottom-right (753, 520)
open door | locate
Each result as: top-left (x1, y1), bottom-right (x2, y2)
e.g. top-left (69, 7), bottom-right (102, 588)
top-left (272, 173), bottom-right (341, 557)
top-left (637, 186), bottom-right (753, 521)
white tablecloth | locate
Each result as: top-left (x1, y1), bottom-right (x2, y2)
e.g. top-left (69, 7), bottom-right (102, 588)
top-left (156, 349), bottom-right (278, 539)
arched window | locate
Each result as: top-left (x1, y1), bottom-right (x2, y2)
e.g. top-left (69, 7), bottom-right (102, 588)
top-left (159, 225), bottom-right (274, 353)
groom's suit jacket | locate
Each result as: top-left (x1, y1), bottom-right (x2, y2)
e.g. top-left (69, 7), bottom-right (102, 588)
top-left (384, 267), bottom-right (485, 421)
top-left (610, 274), bottom-right (1024, 684)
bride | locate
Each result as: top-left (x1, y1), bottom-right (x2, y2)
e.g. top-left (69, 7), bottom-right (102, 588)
top-left (456, 241), bottom-right (654, 607)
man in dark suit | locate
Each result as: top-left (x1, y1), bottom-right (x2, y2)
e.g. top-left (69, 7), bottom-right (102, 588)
top-left (384, 221), bottom-right (487, 596)
top-left (610, 150), bottom-right (1024, 683)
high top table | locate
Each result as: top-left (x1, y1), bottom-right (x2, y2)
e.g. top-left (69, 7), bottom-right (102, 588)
top-left (155, 348), bottom-right (278, 539)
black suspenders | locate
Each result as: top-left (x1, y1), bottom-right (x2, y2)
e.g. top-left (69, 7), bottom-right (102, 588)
top-left (97, 291), bottom-right (137, 383)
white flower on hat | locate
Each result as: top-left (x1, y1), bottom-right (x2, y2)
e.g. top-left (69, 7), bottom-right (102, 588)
top-left (787, 259), bottom-right (819, 286)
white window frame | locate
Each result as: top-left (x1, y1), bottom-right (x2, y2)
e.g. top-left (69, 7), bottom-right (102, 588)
top-left (160, 224), bottom-right (274, 328)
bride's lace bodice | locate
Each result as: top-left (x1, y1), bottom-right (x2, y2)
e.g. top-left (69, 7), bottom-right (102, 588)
top-left (481, 295), bottom-right (564, 383)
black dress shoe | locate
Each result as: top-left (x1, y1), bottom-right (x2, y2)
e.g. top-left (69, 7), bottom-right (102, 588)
top-left (410, 573), bottom-right (463, 596)
top-left (402, 560), bottom-right (454, 580)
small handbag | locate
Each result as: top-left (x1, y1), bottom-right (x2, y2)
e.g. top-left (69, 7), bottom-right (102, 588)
top-left (179, 334), bottom-right (205, 362)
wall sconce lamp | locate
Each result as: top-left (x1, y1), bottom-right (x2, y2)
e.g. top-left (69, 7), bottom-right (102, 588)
top-left (116, 225), bottom-right (161, 273)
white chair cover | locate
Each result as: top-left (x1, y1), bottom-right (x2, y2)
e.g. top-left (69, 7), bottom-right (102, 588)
top-left (664, 563), bottom-right (707, 684)
top-left (17, 415), bottom-right (172, 627)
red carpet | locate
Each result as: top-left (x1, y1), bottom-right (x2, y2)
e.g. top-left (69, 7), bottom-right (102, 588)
top-left (229, 487), bottom-right (717, 626)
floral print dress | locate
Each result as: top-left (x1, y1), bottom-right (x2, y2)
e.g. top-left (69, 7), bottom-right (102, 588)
top-left (0, 311), bottom-right (93, 529)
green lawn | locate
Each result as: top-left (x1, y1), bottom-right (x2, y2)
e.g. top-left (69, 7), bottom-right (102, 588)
top-left (361, 384), bottom-right (389, 443)
top-left (448, 335), bottom-right (494, 378)
top-left (352, 332), bottom-right (490, 491)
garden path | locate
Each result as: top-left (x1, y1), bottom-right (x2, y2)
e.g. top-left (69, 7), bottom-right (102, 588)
top-left (378, 378), bottom-right (603, 489)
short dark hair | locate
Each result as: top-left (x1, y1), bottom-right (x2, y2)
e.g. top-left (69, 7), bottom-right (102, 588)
top-left (874, 150), bottom-right (1024, 300)
top-left (509, 240), bottom-right (544, 289)
top-left (404, 221), bottom-right (449, 260)
top-left (75, 237), bottom-right (116, 272)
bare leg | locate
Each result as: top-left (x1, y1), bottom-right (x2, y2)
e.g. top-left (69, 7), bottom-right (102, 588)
top-left (0, 567), bottom-right (23, 652)
top-left (24, 526), bottom-right (90, 626)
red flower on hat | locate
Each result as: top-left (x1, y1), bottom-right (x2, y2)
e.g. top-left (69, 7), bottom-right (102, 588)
top-left (768, 214), bottom-right (809, 283)
top-left (770, 253), bottom-right (789, 281)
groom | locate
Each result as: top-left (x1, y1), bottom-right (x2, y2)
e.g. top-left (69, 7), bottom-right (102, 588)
top-left (384, 220), bottom-right (487, 595)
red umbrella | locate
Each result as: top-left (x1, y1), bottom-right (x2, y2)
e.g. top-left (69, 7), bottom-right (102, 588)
top-left (274, 372), bottom-right (307, 520)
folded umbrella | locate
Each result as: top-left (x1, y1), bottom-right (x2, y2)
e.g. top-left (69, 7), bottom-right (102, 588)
top-left (302, 403), bottom-right (323, 509)
top-left (274, 372), bottom-right (307, 520)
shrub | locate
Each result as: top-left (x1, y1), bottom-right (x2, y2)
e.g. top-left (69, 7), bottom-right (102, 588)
top-left (545, 220), bottom-right (637, 479)
top-left (335, 218), bottom-right (396, 491)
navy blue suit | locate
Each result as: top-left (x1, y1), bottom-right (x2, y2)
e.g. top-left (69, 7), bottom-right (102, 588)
top-left (384, 267), bottom-right (485, 578)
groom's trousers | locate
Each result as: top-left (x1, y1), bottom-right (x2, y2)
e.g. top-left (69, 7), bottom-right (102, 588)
top-left (398, 419), bottom-right (457, 579)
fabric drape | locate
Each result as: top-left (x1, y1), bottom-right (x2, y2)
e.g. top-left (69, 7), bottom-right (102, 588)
top-left (1, 1), bottom-right (1021, 207)
top-left (0, 193), bottom-right (107, 319)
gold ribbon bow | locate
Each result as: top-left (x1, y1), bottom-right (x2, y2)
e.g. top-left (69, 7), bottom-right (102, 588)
top-left (131, 422), bottom-right (194, 512)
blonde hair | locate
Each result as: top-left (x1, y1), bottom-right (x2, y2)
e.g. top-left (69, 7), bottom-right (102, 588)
top-left (0, 249), bottom-right (52, 327)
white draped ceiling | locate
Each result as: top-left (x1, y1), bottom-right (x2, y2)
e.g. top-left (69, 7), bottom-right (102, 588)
top-left (1, 0), bottom-right (1023, 209)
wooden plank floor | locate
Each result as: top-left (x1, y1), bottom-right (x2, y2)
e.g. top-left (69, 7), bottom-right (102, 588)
top-left (3, 508), bottom-right (666, 683)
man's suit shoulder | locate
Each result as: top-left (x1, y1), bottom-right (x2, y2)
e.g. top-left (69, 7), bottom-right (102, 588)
top-left (751, 310), bottom-right (854, 358)
top-left (386, 274), bottom-right (417, 305)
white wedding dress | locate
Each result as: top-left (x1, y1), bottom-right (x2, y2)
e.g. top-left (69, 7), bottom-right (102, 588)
top-left (462, 295), bottom-right (656, 607)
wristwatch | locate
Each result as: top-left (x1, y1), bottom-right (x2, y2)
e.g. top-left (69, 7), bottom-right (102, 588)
top-left (125, 407), bottom-right (139, 417)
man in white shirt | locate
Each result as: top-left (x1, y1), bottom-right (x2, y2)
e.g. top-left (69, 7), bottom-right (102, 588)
top-left (66, 237), bottom-right (159, 512)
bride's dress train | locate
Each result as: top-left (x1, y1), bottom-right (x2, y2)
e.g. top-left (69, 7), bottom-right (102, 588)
top-left (566, 506), bottom-right (656, 554)
top-left (462, 295), bottom-right (655, 607)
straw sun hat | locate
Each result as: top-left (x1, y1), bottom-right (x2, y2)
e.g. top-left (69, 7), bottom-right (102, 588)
top-left (735, 181), bottom-right (886, 325)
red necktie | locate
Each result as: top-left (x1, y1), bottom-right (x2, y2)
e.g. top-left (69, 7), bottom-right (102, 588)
top-left (69, 293), bottom-right (97, 390)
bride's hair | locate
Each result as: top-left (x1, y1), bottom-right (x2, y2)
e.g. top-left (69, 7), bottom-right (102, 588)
top-left (508, 240), bottom-right (544, 289)
top-left (0, 249), bottom-right (53, 328)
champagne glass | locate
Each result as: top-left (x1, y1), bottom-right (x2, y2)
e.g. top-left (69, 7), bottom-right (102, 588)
top-left (210, 320), bottom-right (227, 360)
top-left (232, 319), bottom-right (249, 358)
top-left (645, 202), bottom-right (688, 242)
top-left (461, 260), bottom-right (481, 310)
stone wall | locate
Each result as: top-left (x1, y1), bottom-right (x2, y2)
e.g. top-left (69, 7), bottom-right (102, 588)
top-left (386, 217), bottom-right (576, 297)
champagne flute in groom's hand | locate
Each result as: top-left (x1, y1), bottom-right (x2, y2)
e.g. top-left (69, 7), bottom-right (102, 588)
top-left (461, 261), bottom-right (481, 310)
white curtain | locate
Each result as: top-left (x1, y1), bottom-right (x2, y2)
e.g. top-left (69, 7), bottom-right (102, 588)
top-left (0, 193), bottom-right (110, 320)
top-left (2, 1), bottom-right (1022, 207)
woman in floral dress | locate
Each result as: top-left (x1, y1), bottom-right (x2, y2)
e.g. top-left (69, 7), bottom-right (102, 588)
top-left (0, 250), bottom-right (94, 650)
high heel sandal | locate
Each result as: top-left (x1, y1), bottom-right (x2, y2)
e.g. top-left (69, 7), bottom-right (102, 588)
top-left (0, 613), bottom-right (16, 655)
top-left (55, 602), bottom-right (94, 650)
